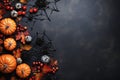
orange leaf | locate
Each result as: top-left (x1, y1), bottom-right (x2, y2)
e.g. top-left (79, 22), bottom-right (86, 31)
top-left (16, 16), bottom-right (22, 22)
top-left (42, 65), bottom-right (52, 74)
top-left (20, 44), bottom-right (32, 51)
top-left (35, 73), bottom-right (43, 80)
top-left (24, 30), bottom-right (29, 36)
top-left (13, 48), bottom-right (22, 58)
top-left (50, 59), bottom-right (58, 66)
top-left (21, 32), bottom-right (25, 44)
top-left (16, 32), bottom-right (21, 40)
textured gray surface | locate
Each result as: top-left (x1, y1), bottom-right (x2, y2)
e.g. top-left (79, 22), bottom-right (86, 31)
top-left (31, 0), bottom-right (120, 80)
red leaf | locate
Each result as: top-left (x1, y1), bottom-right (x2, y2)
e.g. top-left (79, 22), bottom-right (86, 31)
top-left (42, 65), bottom-right (52, 74)
top-left (16, 32), bottom-right (21, 40)
top-left (13, 48), bottom-right (22, 58)
top-left (24, 30), bottom-right (29, 36)
top-left (21, 32), bottom-right (25, 44)
top-left (35, 73), bottom-right (43, 80)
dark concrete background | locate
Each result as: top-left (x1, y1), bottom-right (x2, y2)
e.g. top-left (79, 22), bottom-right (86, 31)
top-left (32, 0), bottom-right (120, 80)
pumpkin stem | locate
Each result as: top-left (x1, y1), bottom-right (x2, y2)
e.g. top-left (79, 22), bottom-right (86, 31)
top-left (21, 69), bottom-right (24, 75)
top-left (5, 26), bottom-right (9, 29)
top-left (8, 42), bottom-right (12, 47)
top-left (2, 64), bottom-right (7, 71)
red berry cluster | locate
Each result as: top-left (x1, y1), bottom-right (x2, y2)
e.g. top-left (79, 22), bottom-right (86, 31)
top-left (32, 61), bottom-right (44, 73)
top-left (29, 7), bottom-right (38, 13)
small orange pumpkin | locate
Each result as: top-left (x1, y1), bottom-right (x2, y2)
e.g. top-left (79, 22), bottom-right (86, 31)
top-left (19, 0), bottom-right (27, 4)
top-left (0, 18), bottom-right (16, 35)
top-left (0, 54), bottom-right (17, 73)
top-left (16, 63), bottom-right (31, 78)
top-left (4, 38), bottom-right (16, 51)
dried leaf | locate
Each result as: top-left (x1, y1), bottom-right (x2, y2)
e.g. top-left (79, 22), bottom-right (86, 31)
top-left (20, 26), bottom-right (25, 31)
top-left (50, 59), bottom-right (58, 66)
top-left (21, 32), bottom-right (25, 44)
top-left (24, 30), bottom-right (29, 36)
top-left (20, 44), bottom-right (32, 51)
top-left (16, 32), bottom-right (21, 40)
top-left (16, 16), bottom-right (22, 22)
top-left (35, 73), bottom-right (43, 80)
top-left (13, 48), bottom-right (22, 58)
top-left (42, 65), bottom-right (52, 74)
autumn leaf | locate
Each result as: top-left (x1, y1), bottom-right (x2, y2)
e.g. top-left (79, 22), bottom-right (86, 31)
top-left (13, 48), bottom-right (22, 58)
top-left (50, 59), bottom-right (58, 66)
top-left (20, 44), bottom-right (32, 51)
top-left (16, 32), bottom-right (21, 40)
top-left (35, 73), bottom-right (43, 80)
top-left (16, 16), bottom-right (22, 22)
top-left (24, 30), bottom-right (29, 36)
top-left (21, 32), bottom-right (26, 44)
top-left (42, 64), bottom-right (52, 74)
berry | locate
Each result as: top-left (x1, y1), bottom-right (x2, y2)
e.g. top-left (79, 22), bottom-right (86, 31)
top-left (6, 6), bottom-right (10, 10)
top-left (29, 8), bottom-right (33, 13)
top-left (18, 11), bottom-right (22, 15)
top-left (10, 6), bottom-right (14, 10)
top-left (33, 8), bottom-right (38, 13)
top-left (22, 11), bottom-right (26, 15)
top-left (22, 5), bottom-right (27, 10)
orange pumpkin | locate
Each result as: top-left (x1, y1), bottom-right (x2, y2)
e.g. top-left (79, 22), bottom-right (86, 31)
top-left (4, 38), bottom-right (16, 51)
top-left (16, 63), bottom-right (31, 78)
top-left (0, 18), bottom-right (16, 35)
top-left (19, 0), bottom-right (27, 4)
top-left (0, 54), bottom-right (17, 73)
